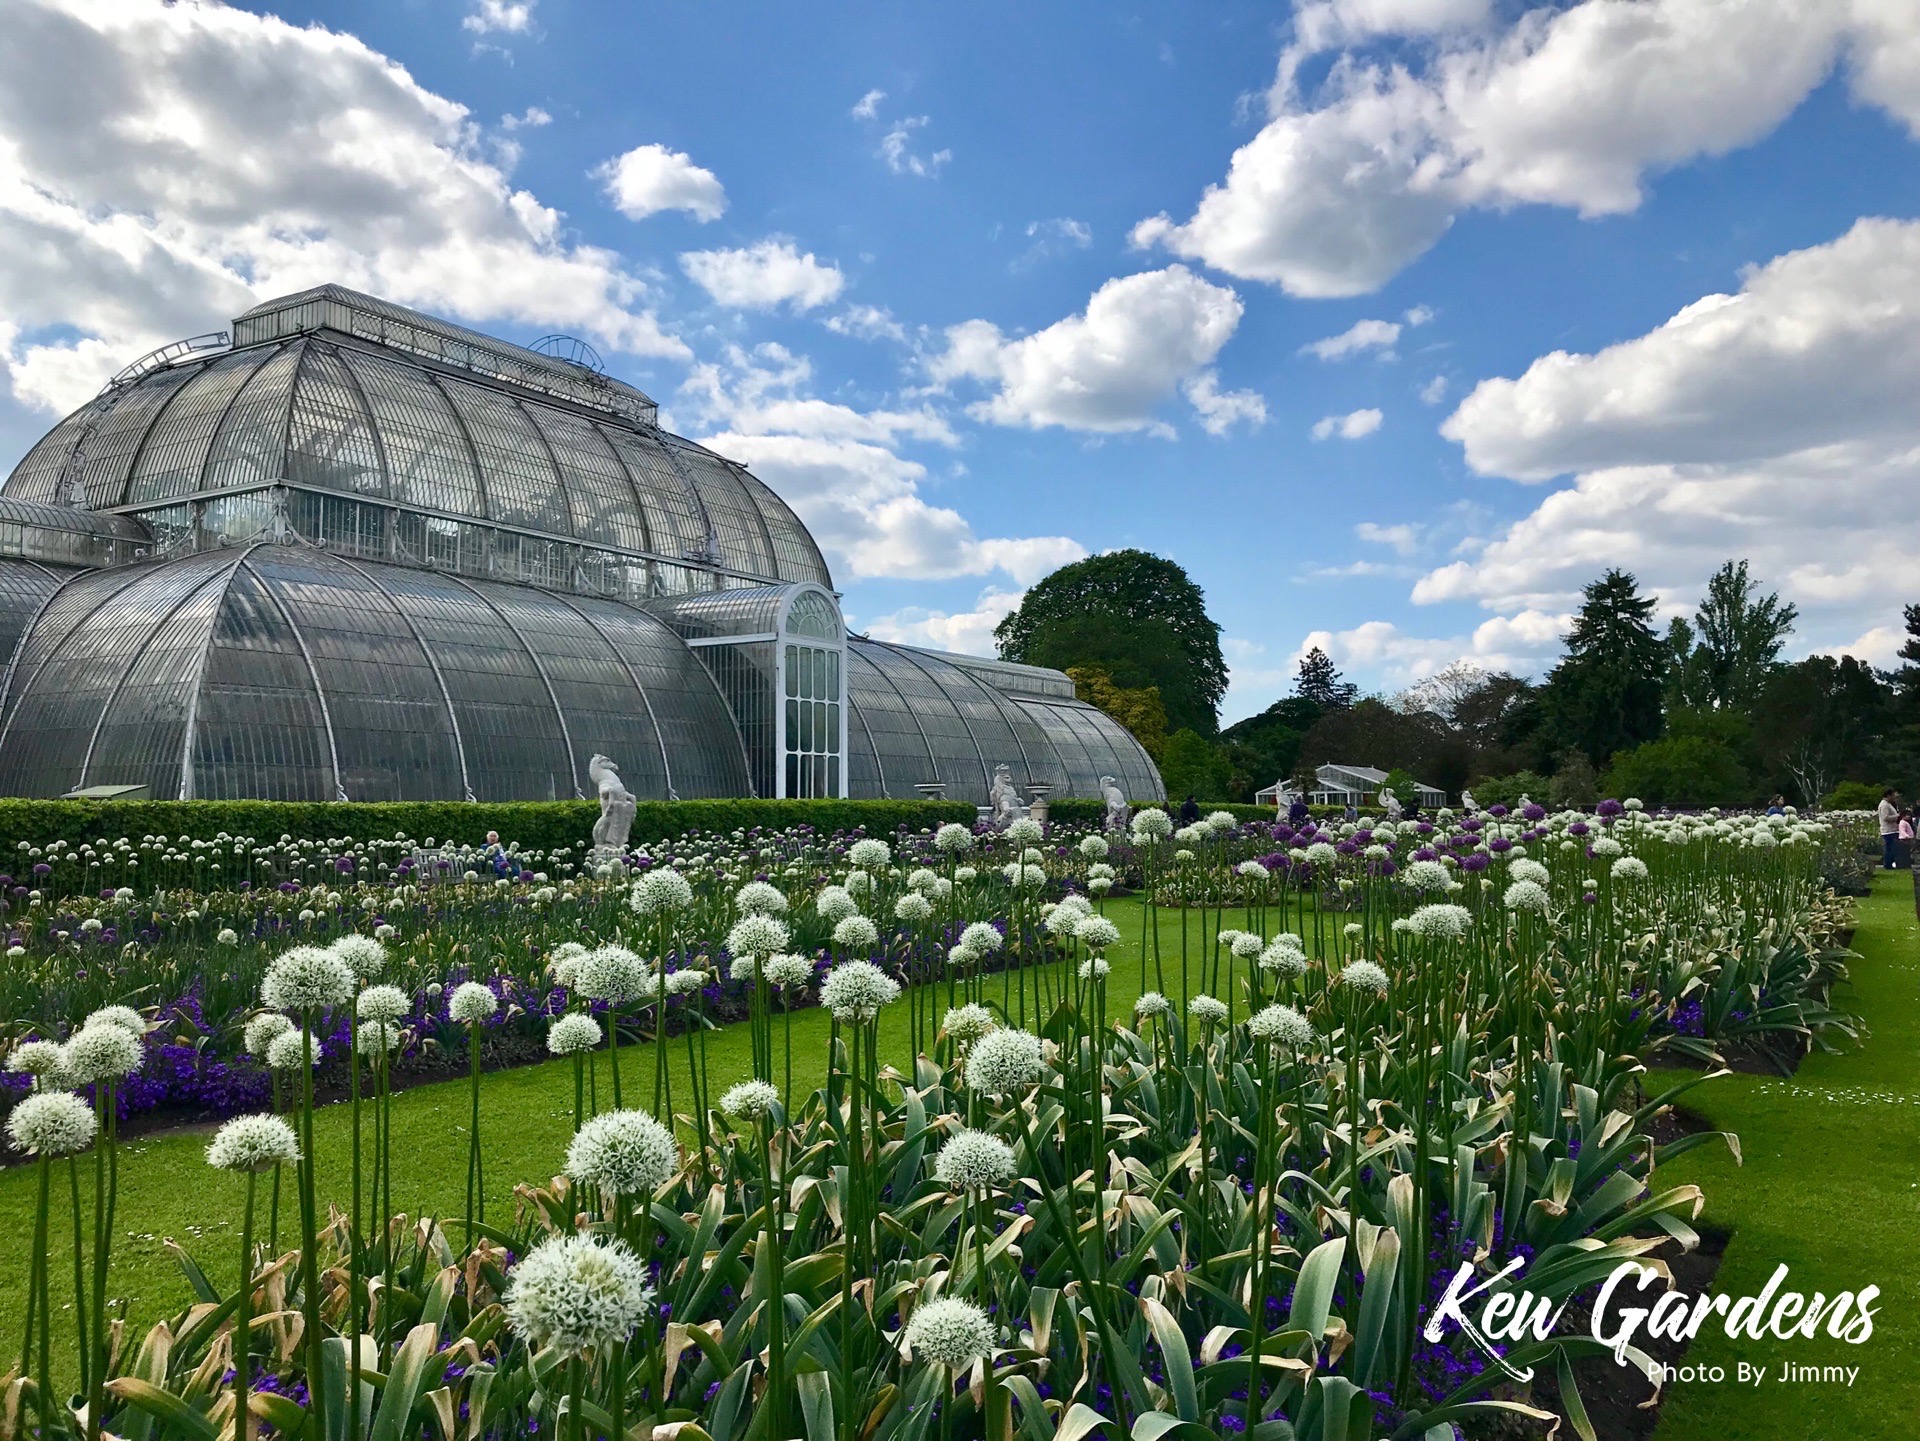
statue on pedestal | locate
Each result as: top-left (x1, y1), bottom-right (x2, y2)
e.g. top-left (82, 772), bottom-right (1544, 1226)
top-left (1099, 775), bottom-right (1129, 832)
top-left (1461, 788), bottom-right (1478, 815)
top-left (988, 764), bottom-right (1029, 830)
top-left (1379, 786), bottom-right (1403, 823)
top-left (589, 754), bottom-right (636, 854)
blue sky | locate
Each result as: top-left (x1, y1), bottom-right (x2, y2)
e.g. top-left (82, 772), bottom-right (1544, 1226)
top-left (5, 1), bottom-right (1920, 723)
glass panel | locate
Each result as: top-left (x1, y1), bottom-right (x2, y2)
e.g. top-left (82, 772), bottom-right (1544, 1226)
top-left (194, 566), bottom-right (334, 801)
top-left (336, 346), bottom-right (485, 517)
top-left (288, 342), bottom-right (388, 498)
top-left (126, 347), bottom-right (282, 504)
top-left (522, 403), bottom-right (653, 552)
top-left (203, 343), bottom-right (303, 493)
top-left (599, 427), bottom-right (709, 566)
top-left (666, 442), bottom-right (777, 579)
top-left (437, 377), bottom-right (574, 536)
top-left (70, 362), bottom-right (208, 509)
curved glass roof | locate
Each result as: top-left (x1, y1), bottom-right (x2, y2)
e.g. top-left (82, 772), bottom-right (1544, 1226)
top-left (0, 545), bottom-right (750, 802)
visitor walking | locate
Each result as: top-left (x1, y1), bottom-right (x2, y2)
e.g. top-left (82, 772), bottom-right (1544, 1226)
top-left (1177, 793), bottom-right (1201, 825)
top-left (1878, 788), bottom-right (1902, 868)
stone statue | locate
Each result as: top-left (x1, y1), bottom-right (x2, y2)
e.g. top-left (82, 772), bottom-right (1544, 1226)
top-left (589, 754), bottom-right (637, 853)
top-left (988, 764), bottom-right (1029, 830)
top-left (1099, 775), bottom-right (1129, 832)
top-left (1379, 786), bottom-right (1403, 822)
top-left (1461, 788), bottom-right (1477, 815)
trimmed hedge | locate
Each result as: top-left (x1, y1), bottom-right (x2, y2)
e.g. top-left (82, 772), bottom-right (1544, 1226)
top-left (0, 797), bottom-right (978, 855)
top-left (1044, 798), bottom-right (1276, 826)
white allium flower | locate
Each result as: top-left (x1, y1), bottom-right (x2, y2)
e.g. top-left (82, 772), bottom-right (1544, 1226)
top-left (666, 969), bottom-right (707, 997)
top-left (908, 868), bottom-right (941, 893)
top-left (905, 1296), bottom-right (994, 1369)
top-left (934, 824), bottom-right (975, 855)
top-left (262, 945), bottom-right (353, 1011)
top-left (941, 1003), bottom-right (997, 1044)
top-left (265, 1029), bottom-right (318, 1071)
top-left (1188, 995), bottom-right (1228, 1026)
top-left (216, 928), bottom-right (239, 946)
top-left (86, 1005), bottom-right (146, 1037)
top-left (7, 1039), bottom-right (70, 1089)
top-left (1002, 863), bottom-right (1047, 889)
top-left (1129, 808), bottom-right (1174, 842)
top-left (721, 1080), bottom-right (780, 1121)
top-left (1343, 922), bottom-right (1364, 940)
top-left (1134, 991), bottom-right (1170, 1019)
top-left (1589, 837), bottom-right (1624, 859)
top-left (728, 913), bottom-right (792, 960)
top-left (1075, 915), bottom-right (1122, 951)
top-left (1019, 847), bottom-right (1045, 865)
top-left (844, 869), bottom-right (874, 897)
top-left (450, 982), bottom-right (499, 1023)
top-left (764, 954), bottom-right (815, 988)
top-left (894, 892), bottom-right (934, 923)
top-left (849, 838), bottom-right (893, 869)
top-left (953, 866), bottom-right (977, 883)
top-left (1306, 842), bottom-right (1338, 868)
top-left (1006, 817), bottom-right (1044, 848)
top-left (1077, 957), bottom-right (1110, 981)
top-left (1260, 943), bottom-right (1308, 978)
top-left (1403, 860), bottom-right (1452, 892)
top-left (329, 934), bottom-right (388, 980)
top-left (1503, 880), bottom-right (1550, 913)
top-left (1507, 858), bottom-right (1551, 886)
top-left (375, 923), bottom-right (399, 940)
top-left (1078, 835), bottom-right (1109, 859)
top-left (1088, 877), bottom-right (1113, 895)
top-left (964, 1028), bottom-right (1045, 1095)
top-left (959, 921), bottom-right (1005, 955)
top-left (1408, 903), bottom-right (1474, 941)
top-left (548, 1013), bottom-right (602, 1056)
top-left (1206, 810), bottom-right (1237, 833)
top-left (1248, 1005), bottom-right (1317, 1048)
top-left (1236, 860), bottom-right (1269, 881)
top-left (1340, 960), bottom-right (1390, 996)
top-left (934, 1129), bottom-right (1016, 1191)
top-left (65, 1022), bottom-right (142, 1084)
top-left (630, 869), bottom-right (694, 915)
top-left (1174, 848), bottom-right (1196, 864)
top-left (243, 1012), bottom-right (294, 1057)
top-left (206, 1114), bottom-right (300, 1172)
top-left (357, 984), bottom-right (411, 1024)
top-left (356, 1021), bottom-right (402, 1056)
top-left (7, 1091), bottom-right (96, 1156)
top-left (820, 960), bottom-right (900, 1022)
top-left (815, 885), bottom-right (859, 923)
top-left (735, 880), bottom-right (789, 916)
top-left (1624, 798), bottom-right (1644, 811)
top-left (567, 1110), bottom-right (678, 1196)
top-left (1610, 856), bottom-right (1649, 882)
top-left (506, 1233), bottom-right (652, 1358)
top-left (578, 947), bottom-right (652, 1007)
top-left (1231, 931), bottom-right (1266, 960)
top-left (833, 915), bottom-right (880, 951)
top-left (549, 941), bottom-right (591, 988)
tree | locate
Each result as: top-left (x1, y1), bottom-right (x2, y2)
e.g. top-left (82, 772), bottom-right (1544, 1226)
top-left (1158, 728), bottom-right (1232, 801)
top-left (1065, 665), bottom-right (1169, 759)
top-left (1751, 655), bottom-right (1890, 804)
top-left (1542, 569), bottom-right (1667, 767)
top-left (1600, 735), bottom-right (1754, 808)
top-left (1293, 647), bottom-right (1358, 709)
top-left (1665, 560), bottom-right (1797, 711)
top-left (1548, 752), bottom-right (1597, 808)
top-left (1887, 604), bottom-right (1920, 700)
top-left (1219, 694), bottom-right (1321, 802)
top-left (996, 550), bottom-right (1228, 734)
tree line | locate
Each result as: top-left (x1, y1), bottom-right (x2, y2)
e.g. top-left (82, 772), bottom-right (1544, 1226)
top-left (994, 550), bottom-right (1918, 808)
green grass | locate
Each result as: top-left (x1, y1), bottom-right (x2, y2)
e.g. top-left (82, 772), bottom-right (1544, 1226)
top-left (1651, 870), bottom-right (1918, 1440)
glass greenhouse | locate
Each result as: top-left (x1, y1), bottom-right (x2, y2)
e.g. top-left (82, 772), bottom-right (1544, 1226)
top-left (0, 286), bottom-right (1164, 805)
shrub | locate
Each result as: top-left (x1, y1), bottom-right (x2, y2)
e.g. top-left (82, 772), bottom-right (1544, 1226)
top-left (1158, 729), bottom-right (1232, 801)
top-left (1600, 736), bottom-right (1754, 809)
top-left (1466, 771), bottom-right (1554, 810)
top-left (1821, 780), bottom-right (1888, 811)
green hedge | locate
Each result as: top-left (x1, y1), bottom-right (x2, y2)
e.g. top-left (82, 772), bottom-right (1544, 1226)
top-left (1043, 799), bottom-right (1276, 826)
top-left (0, 798), bottom-right (979, 855)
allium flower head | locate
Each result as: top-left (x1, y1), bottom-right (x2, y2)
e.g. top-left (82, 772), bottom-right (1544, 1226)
top-left (450, 981), bottom-right (499, 1023)
top-left (244, 1012), bottom-right (294, 1058)
top-left (265, 1029), bottom-right (318, 1071)
top-left (934, 823), bottom-right (975, 855)
top-left (1503, 879), bottom-right (1550, 913)
top-left (844, 869), bottom-right (874, 897)
top-left (849, 838), bottom-right (893, 869)
top-left (666, 969), bottom-right (707, 996)
top-left (206, 1114), bottom-right (300, 1172)
top-left (1340, 960), bottom-right (1390, 996)
top-left (1259, 942), bottom-right (1308, 978)
top-left (1508, 858), bottom-right (1550, 886)
top-left (1408, 903), bottom-right (1474, 941)
top-left (1236, 860), bottom-right (1270, 881)
top-left (262, 945), bottom-right (353, 1011)
top-left (1006, 817), bottom-right (1044, 848)
top-left (820, 959), bottom-right (900, 1022)
top-left (1188, 995), bottom-right (1228, 1027)
top-left (548, 941), bottom-right (590, 988)
top-left (728, 913), bottom-right (791, 959)
top-left (630, 869), bottom-right (694, 915)
top-left (1134, 991), bottom-right (1170, 1019)
top-left (1003, 862), bottom-right (1047, 889)
top-left (1129, 808), bottom-right (1174, 842)
top-left (1610, 856), bottom-right (1649, 882)
top-left (934, 1129), bottom-right (1016, 1191)
top-left (1078, 835), bottom-right (1109, 859)
top-left (567, 1110), bottom-right (678, 1197)
top-left (1589, 836), bottom-right (1624, 860)
top-left (355, 1021), bottom-right (402, 1056)
top-left (735, 880), bottom-right (789, 916)
top-left (894, 892), bottom-right (934, 923)
top-left (1403, 859), bottom-right (1452, 893)
top-left (1248, 1005), bottom-right (1317, 1048)
top-left (1230, 931), bottom-right (1266, 960)
top-left (547, 1013), bottom-right (602, 1056)
top-left (1077, 957), bottom-right (1110, 981)
top-left (65, 1022), bottom-right (142, 1084)
top-left (86, 1005), bottom-right (146, 1037)
top-left (506, 1233), bottom-right (652, 1358)
top-left (908, 867), bottom-right (941, 893)
top-left (330, 934), bottom-right (388, 980)
top-left (721, 1080), bottom-right (780, 1120)
top-left (1306, 842), bottom-right (1338, 868)
top-left (7, 1039), bottom-right (70, 1089)
top-left (832, 915), bottom-right (880, 952)
top-left (959, 921), bottom-right (1005, 955)
top-left (577, 946), bottom-right (651, 1007)
top-left (964, 1028), bottom-right (1045, 1095)
top-left (815, 885), bottom-right (859, 923)
top-left (1075, 915), bottom-right (1122, 952)
top-left (942, 1003), bottom-right (997, 1044)
top-left (7, 1091), bottom-right (96, 1156)
top-left (1206, 810), bottom-right (1237, 833)
top-left (357, 984), bottom-right (411, 1024)
top-left (764, 954), bottom-right (815, 988)
top-left (905, 1297), bottom-right (995, 1369)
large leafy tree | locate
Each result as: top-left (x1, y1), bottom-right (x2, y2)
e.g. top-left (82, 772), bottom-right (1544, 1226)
top-left (1543, 569), bottom-right (1668, 767)
top-left (1752, 654), bottom-right (1891, 803)
top-left (1665, 560), bottom-right (1797, 710)
top-left (1065, 665), bottom-right (1169, 759)
top-left (996, 550), bottom-right (1228, 734)
top-left (1293, 646), bottom-right (1358, 709)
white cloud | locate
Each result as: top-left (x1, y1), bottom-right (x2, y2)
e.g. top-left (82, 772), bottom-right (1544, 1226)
top-left (1295, 607), bottom-right (1570, 686)
top-left (851, 88), bottom-right (887, 120)
top-left (464, 0), bottom-right (534, 35)
top-left (1183, 371), bottom-right (1267, 435)
top-left (1818, 625), bottom-right (1905, 667)
top-left (0, 0), bottom-right (684, 418)
top-left (930, 266), bottom-right (1244, 434)
top-left (1356, 520), bottom-right (1419, 554)
top-left (678, 344), bottom-right (1081, 585)
top-left (501, 106), bottom-right (551, 130)
top-left (1404, 304), bottom-right (1435, 326)
top-left (595, 143), bottom-right (726, 223)
top-left (680, 238), bottom-right (845, 312)
top-left (880, 115), bottom-right (951, 177)
top-left (1312, 407), bottom-right (1382, 440)
top-left (1419, 374), bottom-right (1449, 404)
top-left (1028, 218), bottom-right (1092, 248)
top-left (861, 589), bottom-right (1026, 658)
top-left (1133, 1), bottom-right (1920, 296)
top-left (1301, 317), bottom-right (1401, 360)
top-left (1416, 216), bottom-right (1920, 663)
top-left (825, 305), bottom-right (907, 343)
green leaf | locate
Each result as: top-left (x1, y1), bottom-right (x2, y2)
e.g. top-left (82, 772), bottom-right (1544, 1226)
top-left (796, 1369), bottom-right (835, 1441)
top-left (370, 1323), bottom-right (446, 1441)
top-left (103, 1379), bottom-right (220, 1441)
top-left (1288, 1237), bottom-right (1346, 1342)
top-left (1139, 1296), bottom-right (1198, 1421)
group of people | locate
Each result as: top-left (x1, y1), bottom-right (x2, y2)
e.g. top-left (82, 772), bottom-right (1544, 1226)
top-left (1876, 789), bottom-right (1920, 869)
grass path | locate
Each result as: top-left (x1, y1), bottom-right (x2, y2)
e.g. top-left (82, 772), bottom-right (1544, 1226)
top-left (1652, 870), bottom-right (1918, 1439)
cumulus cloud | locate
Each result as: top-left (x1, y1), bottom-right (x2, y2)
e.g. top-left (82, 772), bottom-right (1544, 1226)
top-left (1302, 317), bottom-right (1402, 360)
top-left (596, 143), bottom-right (726, 222)
top-left (862, 589), bottom-right (1026, 657)
top-left (464, 0), bottom-right (535, 35)
top-left (930, 266), bottom-right (1244, 434)
top-left (1183, 371), bottom-right (1267, 435)
top-left (680, 238), bottom-right (846, 312)
top-left (1296, 608), bottom-right (1570, 685)
top-left (1418, 216), bottom-right (1920, 659)
top-left (678, 345), bottom-right (1082, 585)
top-left (1312, 407), bottom-right (1382, 440)
top-left (1419, 374), bottom-right (1449, 404)
top-left (1134, 0), bottom-right (1920, 296)
top-left (825, 305), bottom-right (907, 343)
top-left (0, 0), bottom-right (682, 417)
